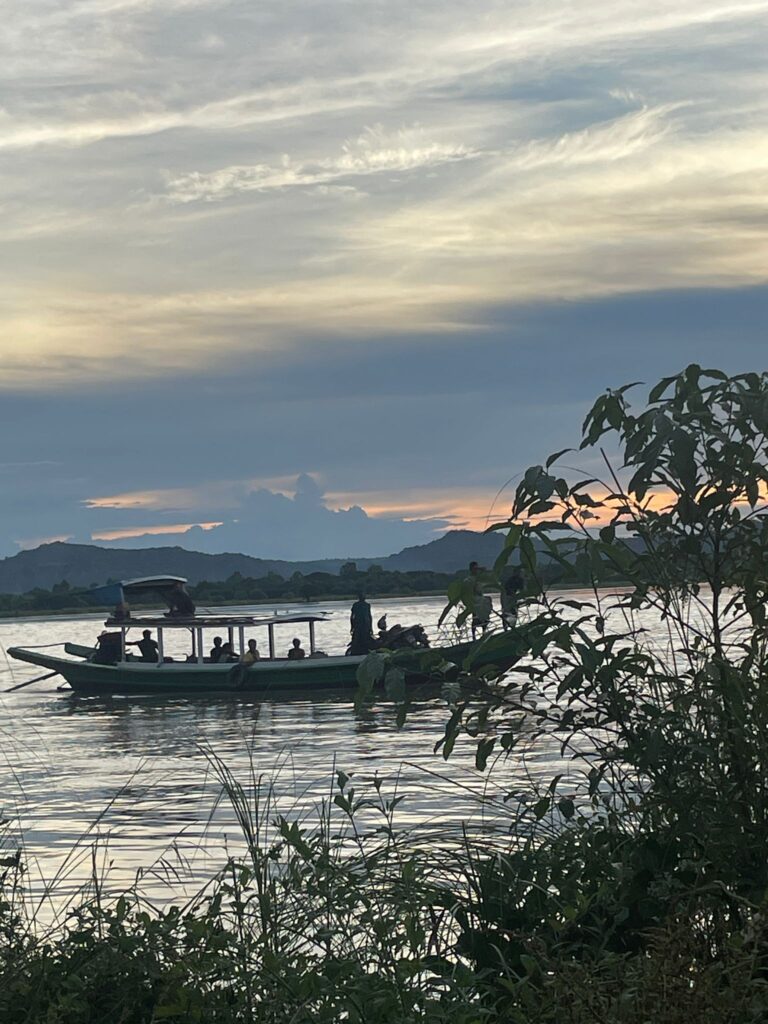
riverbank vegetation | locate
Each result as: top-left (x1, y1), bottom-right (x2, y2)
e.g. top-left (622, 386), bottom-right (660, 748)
top-left (3, 366), bottom-right (768, 1021)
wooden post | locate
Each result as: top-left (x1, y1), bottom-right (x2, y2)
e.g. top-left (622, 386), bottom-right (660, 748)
top-left (120, 627), bottom-right (126, 662)
top-left (157, 628), bottom-right (164, 664)
top-left (309, 620), bottom-right (316, 654)
top-left (238, 626), bottom-right (245, 656)
top-left (196, 627), bottom-right (204, 664)
top-left (268, 624), bottom-right (275, 660)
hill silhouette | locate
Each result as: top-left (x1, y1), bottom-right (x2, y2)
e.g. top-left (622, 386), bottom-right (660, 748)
top-left (0, 530), bottom-right (506, 594)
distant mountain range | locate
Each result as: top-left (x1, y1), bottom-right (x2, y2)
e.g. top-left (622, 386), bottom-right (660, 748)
top-left (0, 531), bottom-right (507, 594)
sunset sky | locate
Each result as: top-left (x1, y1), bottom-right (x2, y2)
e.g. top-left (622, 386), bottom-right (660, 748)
top-left (1, 0), bottom-right (767, 559)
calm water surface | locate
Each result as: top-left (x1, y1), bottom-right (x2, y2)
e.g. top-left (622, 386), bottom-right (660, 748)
top-left (0, 592), bottom-right (670, 914)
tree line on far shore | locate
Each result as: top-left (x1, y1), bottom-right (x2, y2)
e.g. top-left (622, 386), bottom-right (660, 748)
top-left (0, 550), bottom-right (630, 616)
top-left (0, 563), bottom-right (484, 615)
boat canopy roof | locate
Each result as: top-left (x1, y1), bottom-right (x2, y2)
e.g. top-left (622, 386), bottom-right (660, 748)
top-left (122, 575), bottom-right (188, 595)
top-left (104, 611), bottom-right (331, 629)
top-left (89, 575), bottom-right (188, 606)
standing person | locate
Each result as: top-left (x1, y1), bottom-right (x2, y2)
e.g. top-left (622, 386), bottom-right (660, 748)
top-left (466, 561), bottom-right (492, 639)
top-left (209, 636), bottom-right (224, 662)
top-left (349, 592), bottom-right (374, 655)
top-left (500, 567), bottom-right (524, 629)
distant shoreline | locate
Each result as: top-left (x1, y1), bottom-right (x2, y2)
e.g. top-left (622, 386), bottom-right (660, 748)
top-left (0, 582), bottom-right (609, 623)
top-left (0, 589), bottom-right (452, 622)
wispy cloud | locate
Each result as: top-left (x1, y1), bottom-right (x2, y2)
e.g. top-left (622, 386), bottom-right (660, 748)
top-left (165, 127), bottom-right (479, 203)
top-left (507, 104), bottom-right (680, 171)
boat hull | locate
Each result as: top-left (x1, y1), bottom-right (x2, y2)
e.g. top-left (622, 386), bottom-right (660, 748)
top-left (8, 635), bottom-right (516, 696)
top-left (8, 648), bottom-right (363, 694)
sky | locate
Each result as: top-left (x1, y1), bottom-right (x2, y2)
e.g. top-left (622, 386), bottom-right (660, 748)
top-left (0, 0), bottom-right (766, 560)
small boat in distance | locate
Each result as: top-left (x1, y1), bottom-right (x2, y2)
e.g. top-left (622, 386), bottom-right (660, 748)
top-left (7, 576), bottom-right (517, 696)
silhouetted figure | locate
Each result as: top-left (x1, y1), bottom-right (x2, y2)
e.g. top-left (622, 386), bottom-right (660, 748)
top-left (209, 636), bottom-right (224, 663)
top-left (113, 602), bottom-right (131, 622)
top-left (166, 582), bottom-right (196, 618)
top-left (93, 631), bottom-right (122, 665)
top-left (349, 592), bottom-right (374, 655)
top-left (467, 561), bottom-right (492, 639)
top-left (127, 629), bottom-right (159, 662)
top-left (501, 568), bottom-right (524, 628)
top-left (287, 638), bottom-right (305, 660)
top-left (220, 641), bottom-right (237, 662)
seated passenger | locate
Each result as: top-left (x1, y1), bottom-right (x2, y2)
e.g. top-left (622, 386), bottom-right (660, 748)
top-left (127, 629), bottom-right (159, 663)
top-left (113, 602), bottom-right (131, 622)
top-left (209, 636), bottom-right (224, 663)
top-left (287, 638), bottom-right (305, 660)
top-left (166, 582), bottom-right (196, 618)
top-left (93, 631), bottom-right (122, 665)
top-left (240, 639), bottom-right (261, 666)
top-left (220, 641), bottom-right (238, 662)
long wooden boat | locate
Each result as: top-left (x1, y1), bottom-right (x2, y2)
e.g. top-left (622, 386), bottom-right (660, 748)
top-left (7, 577), bottom-right (517, 696)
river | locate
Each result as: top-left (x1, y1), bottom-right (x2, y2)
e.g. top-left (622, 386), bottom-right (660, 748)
top-left (0, 592), bottom-right (650, 918)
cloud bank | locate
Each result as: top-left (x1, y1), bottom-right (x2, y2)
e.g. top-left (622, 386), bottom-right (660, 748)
top-left (1, 2), bottom-right (767, 559)
top-left (81, 474), bottom-right (453, 560)
top-left (0, 0), bottom-right (766, 385)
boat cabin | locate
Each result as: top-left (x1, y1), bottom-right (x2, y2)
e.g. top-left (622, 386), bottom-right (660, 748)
top-left (100, 611), bottom-right (329, 665)
top-left (93, 576), bottom-right (330, 665)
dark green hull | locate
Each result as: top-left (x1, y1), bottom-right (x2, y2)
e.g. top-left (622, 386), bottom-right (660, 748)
top-left (8, 635), bottom-right (516, 696)
top-left (9, 649), bottom-right (363, 694)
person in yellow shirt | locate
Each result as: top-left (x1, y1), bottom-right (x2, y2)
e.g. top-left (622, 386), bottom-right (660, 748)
top-left (240, 639), bottom-right (261, 665)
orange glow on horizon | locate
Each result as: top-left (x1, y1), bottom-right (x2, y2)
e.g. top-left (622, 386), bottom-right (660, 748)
top-left (84, 474), bottom-right (314, 512)
top-left (92, 522), bottom-right (223, 541)
top-left (84, 487), bottom-right (225, 511)
top-left (324, 486), bottom-right (511, 531)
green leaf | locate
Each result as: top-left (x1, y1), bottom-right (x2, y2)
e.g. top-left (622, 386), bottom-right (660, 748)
top-left (519, 535), bottom-right (538, 571)
top-left (670, 429), bottom-right (697, 492)
top-left (436, 708), bottom-right (462, 761)
top-left (533, 796), bottom-right (550, 819)
top-left (557, 797), bottom-right (575, 820)
top-left (520, 954), bottom-right (540, 976)
top-left (648, 374), bottom-right (676, 403)
top-left (475, 736), bottom-right (496, 771)
top-left (384, 666), bottom-right (406, 702)
top-left (746, 476), bottom-right (759, 507)
top-left (356, 652), bottom-right (387, 692)
top-left (546, 448), bottom-right (573, 468)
